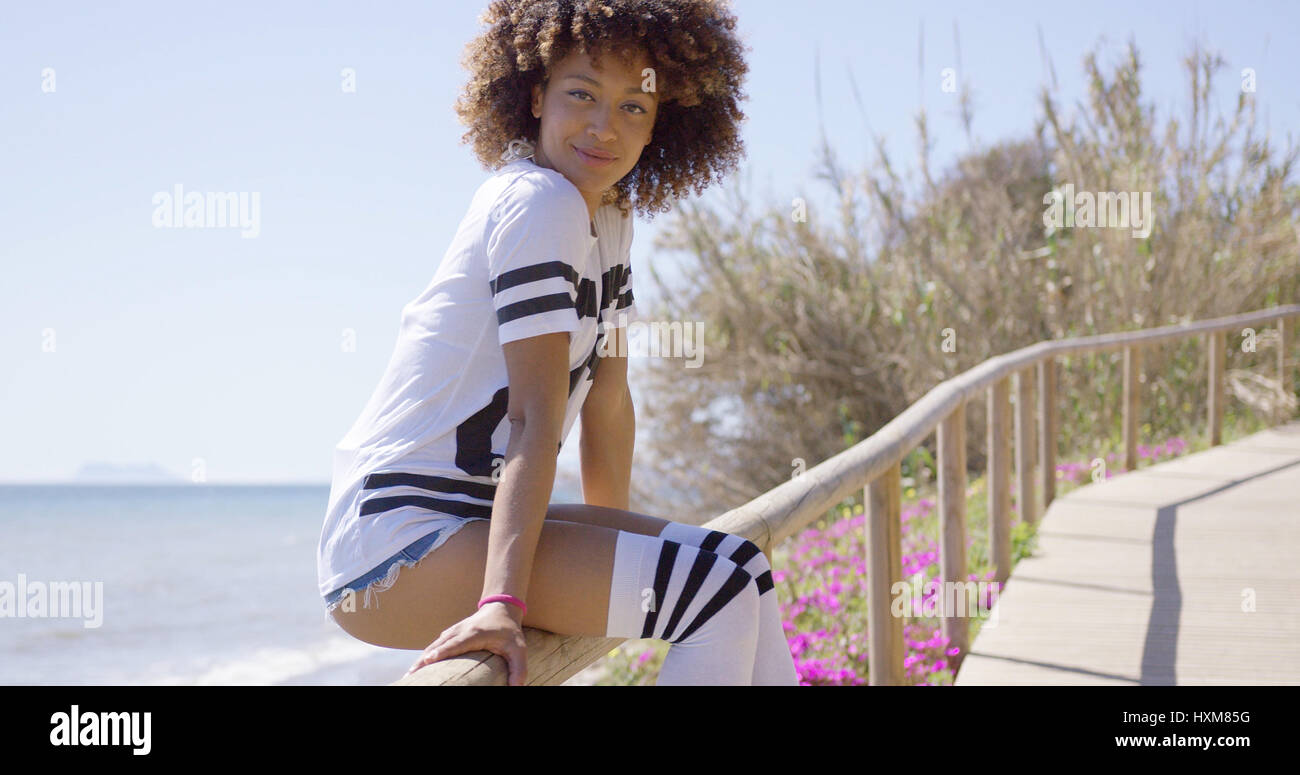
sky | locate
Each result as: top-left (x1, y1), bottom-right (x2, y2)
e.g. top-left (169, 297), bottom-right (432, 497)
top-left (1, 0), bottom-right (1296, 484)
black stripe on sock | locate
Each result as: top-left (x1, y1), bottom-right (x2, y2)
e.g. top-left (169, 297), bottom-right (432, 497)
top-left (660, 549), bottom-right (718, 642)
top-left (674, 566), bottom-right (753, 644)
top-left (754, 569), bottom-right (774, 595)
top-left (729, 538), bottom-right (761, 568)
top-left (700, 530), bottom-right (726, 552)
top-left (640, 541), bottom-right (679, 639)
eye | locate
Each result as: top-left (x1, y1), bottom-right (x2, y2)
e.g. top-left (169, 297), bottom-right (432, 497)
top-left (568, 89), bottom-right (649, 114)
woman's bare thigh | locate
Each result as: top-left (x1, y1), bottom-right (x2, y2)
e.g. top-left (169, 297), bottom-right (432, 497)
top-left (330, 502), bottom-right (681, 649)
top-left (331, 513), bottom-right (637, 650)
top-left (544, 502), bottom-right (673, 536)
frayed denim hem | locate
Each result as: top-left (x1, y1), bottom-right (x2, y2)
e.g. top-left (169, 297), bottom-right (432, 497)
top-left (323, 556), bottom-right (414, 616)
top-left (322, 518), bottom-right (485, 619)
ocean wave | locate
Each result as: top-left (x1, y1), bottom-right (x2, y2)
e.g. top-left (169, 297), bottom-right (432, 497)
top-left (140, 636), bottom-right (406, 686)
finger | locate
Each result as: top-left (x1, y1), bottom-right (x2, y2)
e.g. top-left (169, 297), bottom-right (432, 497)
top-left (424, 630), bottom-right (453, 656)
top-left (407, 630), bottom-right (459, 674)
top-left (506, 647), bottom-right (527, 686)
top-left (408, 646), bottom-right (448, 675)
top-left (514, 639), bottom-right (530, 686)
top-left (427, 630), bottom-right (475, 662)
top-left (406, 645), bottom-right (445, 676)
top-left (407, 633), bottom-right (476, 675)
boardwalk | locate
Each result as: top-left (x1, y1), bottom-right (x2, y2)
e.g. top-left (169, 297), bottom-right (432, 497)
top-left (955, 419), bottom-right (1300, 685)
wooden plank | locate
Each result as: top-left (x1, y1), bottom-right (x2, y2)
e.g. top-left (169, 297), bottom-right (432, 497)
top-left (866, 463), bottom-right (904, 685)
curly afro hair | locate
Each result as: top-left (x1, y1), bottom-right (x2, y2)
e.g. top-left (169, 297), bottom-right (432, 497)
top-left (454, 0), bottom-right (751, 220)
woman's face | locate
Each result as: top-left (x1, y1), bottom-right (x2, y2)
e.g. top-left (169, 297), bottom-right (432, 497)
top-left (530, 46), bottom-right (658, 217)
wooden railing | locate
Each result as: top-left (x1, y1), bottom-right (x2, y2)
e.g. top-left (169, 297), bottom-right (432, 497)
top-left (396, 304), bottom-right (1299, 686)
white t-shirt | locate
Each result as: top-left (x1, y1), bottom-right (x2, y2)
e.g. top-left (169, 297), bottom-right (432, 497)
top-left (317, 157), bottom-right (636, 597)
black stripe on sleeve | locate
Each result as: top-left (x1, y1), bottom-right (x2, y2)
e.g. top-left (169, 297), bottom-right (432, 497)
top-left (489, 260), bottom-right (579, 295)
top-left (495, 292), bottom-right (578, 326)
top-left (358, 493), bottom-right (493, 520)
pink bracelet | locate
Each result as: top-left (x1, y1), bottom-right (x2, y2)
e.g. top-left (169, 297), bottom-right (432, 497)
top-left (478, 594), bottom-right (527, 618)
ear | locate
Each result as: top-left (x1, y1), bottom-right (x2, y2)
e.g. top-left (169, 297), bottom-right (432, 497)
top-left (530, 82), bottom-right (544, 118)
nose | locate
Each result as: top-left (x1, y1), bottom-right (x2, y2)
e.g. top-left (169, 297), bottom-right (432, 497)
top-left (587, 107), bottom-right (617, 142)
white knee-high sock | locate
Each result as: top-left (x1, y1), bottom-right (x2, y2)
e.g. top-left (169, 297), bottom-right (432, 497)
top-left (658, 521), bottom-right (799, 686)
top-left (605, 530), bottom-right (760, 685)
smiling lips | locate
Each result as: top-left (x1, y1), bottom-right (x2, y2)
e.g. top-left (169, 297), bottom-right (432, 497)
top-left (574, 145), bottom-right (617, 167)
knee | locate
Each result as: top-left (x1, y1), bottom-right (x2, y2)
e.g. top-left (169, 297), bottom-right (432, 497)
top-left (730, 536), bottom-right (775, 595)
top-left (721, 559), bottom-right (761, 615)
top-left (729, 570), bottom-right (763, 629)
top-left (732, 536), bottom-right (769, 568)
top-left (709, 562), bottom-right (762, 624)
top-left (662, 551), bottom-right (761, 645)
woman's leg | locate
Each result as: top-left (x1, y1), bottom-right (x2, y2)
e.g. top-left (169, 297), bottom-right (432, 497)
top-left (656, 522), bottom-right (799, 685)
top-left (605, 528), bottom-right (759, 684)
top-left (329, 513), bottom-right (762, 685)
top-left (330, 518), bottom-right (616, 648)
top-left (544, 504), bottom-right (798, 685)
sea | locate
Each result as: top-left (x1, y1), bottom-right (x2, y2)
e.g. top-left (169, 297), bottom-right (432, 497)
top-left (0, 480), bottom-right (583, 686)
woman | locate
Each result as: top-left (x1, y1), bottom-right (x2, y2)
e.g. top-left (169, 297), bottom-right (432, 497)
top-left (317, 0), bottom-right (797, 685)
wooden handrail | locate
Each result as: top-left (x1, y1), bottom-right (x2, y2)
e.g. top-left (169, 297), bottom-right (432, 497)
top-left (397, 304), bottom-right (1299, 685)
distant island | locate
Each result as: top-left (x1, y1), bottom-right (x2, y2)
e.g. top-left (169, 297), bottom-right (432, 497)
top-left (72, 462), bottom-right (184, 483)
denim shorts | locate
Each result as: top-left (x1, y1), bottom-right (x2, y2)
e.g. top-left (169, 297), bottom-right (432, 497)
top-left (322, 517), bottom-right (487, 615)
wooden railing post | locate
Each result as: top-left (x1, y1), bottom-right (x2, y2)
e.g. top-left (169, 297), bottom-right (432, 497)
top-left (1037, 356), bottom-right (1057, 511)
top-left (1279, 316), bottom-right (1292, 421)
top-left (937, 403), bottom-right (968, 665)
top-left (1014, 366), bottom-right (1037, 524)
top-left (1208, 330), bottom-right (1226, 446)
top-left (865, 462), bottom-right (903, 685)
top-left (1123, 345), bottom-right (1142, 471)
top-left (988, 377), bottom-right (1012, 584)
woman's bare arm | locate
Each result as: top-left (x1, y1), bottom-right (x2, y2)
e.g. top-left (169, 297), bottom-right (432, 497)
top-left (579, 324), bottom-right (634, 510)
top-left (479, 330), bottom-right (572, 623)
